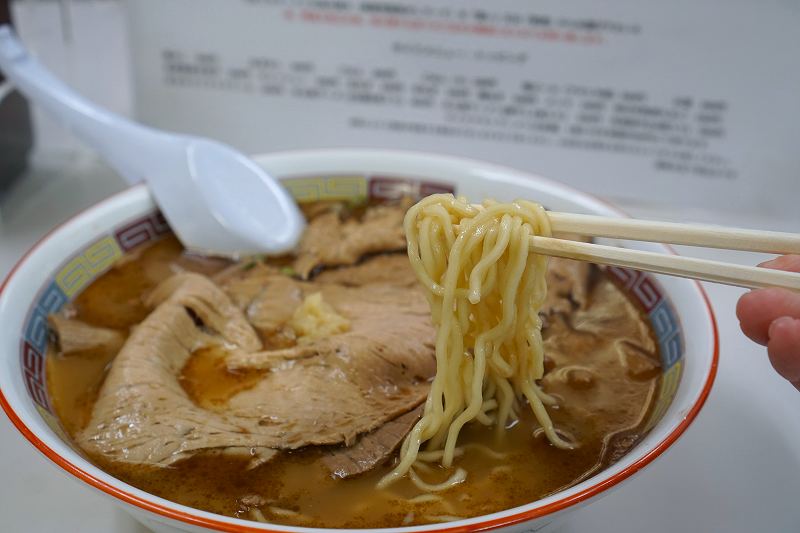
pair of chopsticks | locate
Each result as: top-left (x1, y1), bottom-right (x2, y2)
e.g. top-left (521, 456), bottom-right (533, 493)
top-left (532, 212), bottom-right (800, 291)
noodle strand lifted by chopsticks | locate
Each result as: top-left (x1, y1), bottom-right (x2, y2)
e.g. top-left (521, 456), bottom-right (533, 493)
top-left (378, 194), bottom-right (572, 490)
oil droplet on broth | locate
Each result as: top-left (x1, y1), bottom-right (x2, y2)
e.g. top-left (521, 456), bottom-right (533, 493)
top-left (180, 346), bottom-right (264, 410)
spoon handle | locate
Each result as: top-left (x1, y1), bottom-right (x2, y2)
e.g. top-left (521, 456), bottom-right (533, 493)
top-left (0, 25), bottom-right (167, 185)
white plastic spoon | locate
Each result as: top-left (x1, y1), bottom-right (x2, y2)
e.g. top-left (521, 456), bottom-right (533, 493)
top-left (0, 26), bottom-right (304, 257)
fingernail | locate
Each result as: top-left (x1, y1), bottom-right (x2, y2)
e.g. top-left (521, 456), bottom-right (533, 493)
top-left (768, 316), bottom-right (795, 339)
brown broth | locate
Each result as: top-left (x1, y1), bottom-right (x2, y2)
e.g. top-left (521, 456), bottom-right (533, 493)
top-left (70, 236), bottom-right (230, 329)
top-left (46, 343), bottom-right (121, 437)
top-left (47, 236), bottom-right (231, 436)
top-left (47, 231), bottom-right (662, 529)
top-left (94, 406), bottom-right (636, 528)
top-left (179, 346), bottom-right (266, 411)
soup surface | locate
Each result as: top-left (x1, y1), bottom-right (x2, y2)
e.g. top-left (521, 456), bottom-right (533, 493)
top-left (46, 201), bottom-right (662, 528)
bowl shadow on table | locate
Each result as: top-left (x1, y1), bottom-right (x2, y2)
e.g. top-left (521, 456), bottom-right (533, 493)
top-left (113, 508), bottom-right (155, 533)
top-left (553, 383), bottom-right (800, 533)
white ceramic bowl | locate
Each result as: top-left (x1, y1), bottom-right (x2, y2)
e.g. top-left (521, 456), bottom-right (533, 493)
top-left (0, 150), bottom-right (717, 533)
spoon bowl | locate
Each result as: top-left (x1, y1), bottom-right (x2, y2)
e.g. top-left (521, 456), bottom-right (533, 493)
top-left (146, 136), bottom-right (305, 256)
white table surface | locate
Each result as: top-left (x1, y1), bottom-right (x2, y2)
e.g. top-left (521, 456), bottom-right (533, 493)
top-left (1, 158), bottom-right (798, 533)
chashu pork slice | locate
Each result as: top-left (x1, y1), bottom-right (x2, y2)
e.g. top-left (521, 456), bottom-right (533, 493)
top-left (78, 272), bottom-right (435, 468)
top-left (218, 254), bottom-right (422, 347)
top-left (322, 405), bottom-right (424, 479)
top-left (223, 276), bottom-right (436, 448)
top-left (293, 202), bottom-right (408, 278)
top-left (48, 315), bottom-right (126, 356)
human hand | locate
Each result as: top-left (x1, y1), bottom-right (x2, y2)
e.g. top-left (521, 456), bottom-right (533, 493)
top-left (736, 255), bottom-right (800, 390)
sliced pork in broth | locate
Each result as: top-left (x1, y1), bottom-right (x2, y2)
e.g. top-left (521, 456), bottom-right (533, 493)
top-left (78, 269), bottom-right (435, 466)
top-left (293, 201), bottom-right (408, 278)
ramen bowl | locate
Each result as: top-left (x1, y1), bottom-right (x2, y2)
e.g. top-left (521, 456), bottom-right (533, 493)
top-left (0, 149), bottom-right (717, 533)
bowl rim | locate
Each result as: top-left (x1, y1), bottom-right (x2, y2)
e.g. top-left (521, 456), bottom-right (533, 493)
top-left (0, 149), bottom-right (719, 533)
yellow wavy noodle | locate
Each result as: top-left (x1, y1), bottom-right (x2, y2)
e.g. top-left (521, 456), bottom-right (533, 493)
top-left (379, 194), bottom-right (572, 490)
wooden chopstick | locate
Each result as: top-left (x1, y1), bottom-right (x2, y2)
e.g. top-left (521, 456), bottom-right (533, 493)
top-left (530, 236), bottom-right (800, 291)
top-left (547, 212), bottom-right (800, 255)
top-left (469, 203), bottom-right (799, 289)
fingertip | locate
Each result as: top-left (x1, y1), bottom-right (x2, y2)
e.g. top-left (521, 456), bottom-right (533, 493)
top-left (767, 317), bottom-right (800, 383)
top-left (735, 290), bottom-right (750, 323)
top-left (737, 288), bottom-right (800, 346)
top-left (768, 315), bottom-right (798, 338)
top-left (736, 289), bottom-right (771, 345)
top-left (758, 255), bottom-right (800, 272)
